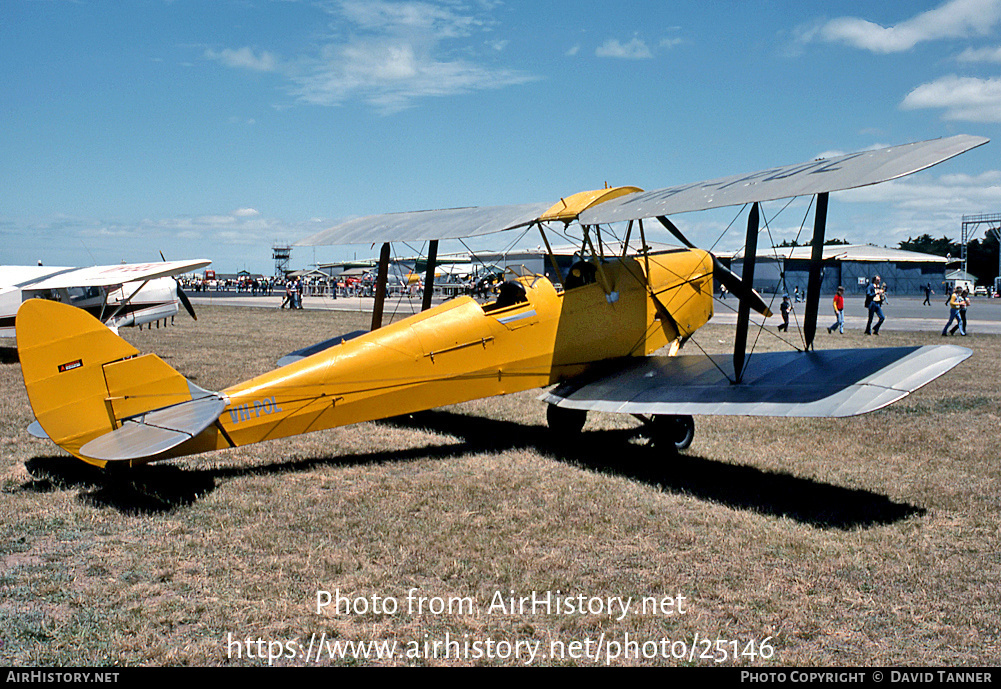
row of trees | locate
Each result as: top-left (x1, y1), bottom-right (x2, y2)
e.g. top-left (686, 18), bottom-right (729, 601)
top-left (898, 233), bottom-right (1000, 285)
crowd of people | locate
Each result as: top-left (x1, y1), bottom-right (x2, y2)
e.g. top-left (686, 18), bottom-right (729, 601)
top-left (192, 270), bottom-right (987, 336)
top-left (771, 275), bottom-right (981, 337)
top-left (180, 269), bottom-right (510, 313)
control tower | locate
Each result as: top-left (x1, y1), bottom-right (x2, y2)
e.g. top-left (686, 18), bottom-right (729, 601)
top-left (272, 244), bottom-right (292, 278)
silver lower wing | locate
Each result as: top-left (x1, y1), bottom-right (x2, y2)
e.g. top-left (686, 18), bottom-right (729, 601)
top-left (541, 346), bottom-right (971, 418)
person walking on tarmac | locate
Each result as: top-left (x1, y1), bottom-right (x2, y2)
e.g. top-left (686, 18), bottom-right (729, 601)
top-left (943, 286), bottom-right (967, 336)
top-left (778, 295), bottom-right (792, 332)
top-left (828, 286), bottom-right (845, 334)
top-left (864, 276), bottom-right (886, 335)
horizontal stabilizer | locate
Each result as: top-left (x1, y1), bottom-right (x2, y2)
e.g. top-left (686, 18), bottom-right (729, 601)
top-left (80, 394), bottom-right (228, 461)
top-left (541, 346), bottom-right (971, 418)
top-left (277, 330), bottom-right (368, 367)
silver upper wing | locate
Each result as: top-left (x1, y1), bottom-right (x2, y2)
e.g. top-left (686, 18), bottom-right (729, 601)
top-left (297, 202), bottom-right (553, 246)
top-left (294, 135), bottom-right (987, 247)
top-left (580, 135), bottom-right (988, 225)
top-left (541, 345), bottom-right (972, 418)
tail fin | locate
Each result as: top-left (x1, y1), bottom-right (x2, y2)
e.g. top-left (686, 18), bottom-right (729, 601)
top-left (16, 299), bottom-right (222, 467)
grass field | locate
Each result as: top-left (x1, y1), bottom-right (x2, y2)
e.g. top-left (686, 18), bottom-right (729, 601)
top-left (1, 304), bottom-right (999, 666)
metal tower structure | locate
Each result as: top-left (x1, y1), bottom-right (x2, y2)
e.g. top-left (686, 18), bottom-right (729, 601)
top-left (961, 213), bottom-right (1001, 276)
top-left (272, 244), bottom-right (292, 278)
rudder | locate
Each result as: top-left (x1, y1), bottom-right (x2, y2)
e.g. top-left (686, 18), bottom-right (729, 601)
top-left (16, 299), bottom-right (211, 467)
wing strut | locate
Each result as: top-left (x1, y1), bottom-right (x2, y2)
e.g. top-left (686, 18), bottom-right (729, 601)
top-left (103, 279), bottom-right (150, 326)
top-left (371, 242), bottom-right (390, 330)
top-left (621, 220), bottom-right (634, 256)
top-left (733, 203), bottom-right (759, 384)
top-left (803, 192), bottom-right (828, 350)
top-left (638, 218), bottom-right (651, 278)
top-left (582, 226), bottom-right (614, 297)
top-left (421, 239), bottom-right (438, 311)
top-left (538, 224), bottom-right (564, 285)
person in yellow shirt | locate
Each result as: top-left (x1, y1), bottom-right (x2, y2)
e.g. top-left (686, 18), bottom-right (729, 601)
top-left (942, 286), bottom-right (966, 336)
top-left (949, 287), bottom-right (970, 335)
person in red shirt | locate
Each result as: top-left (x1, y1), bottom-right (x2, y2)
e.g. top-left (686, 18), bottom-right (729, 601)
top-left (827, 286), bottom-right (845, 334)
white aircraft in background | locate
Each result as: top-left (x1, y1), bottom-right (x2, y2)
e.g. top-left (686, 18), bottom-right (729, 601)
top-left (0, 259), bottom-right (210, 344)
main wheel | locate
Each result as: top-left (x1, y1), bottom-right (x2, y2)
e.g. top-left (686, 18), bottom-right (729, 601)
top-left (649, 414), bottom-right (695, 452)
top-left (546, 404), bottom-right (587, 435)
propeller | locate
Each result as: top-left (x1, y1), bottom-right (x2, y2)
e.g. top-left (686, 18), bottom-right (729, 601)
top-left (655, 216), bottom-right (772, 318)
top-left (160, 251), bottom-right (198, 321)
top-left (176, 283), bottom-right (197, 320)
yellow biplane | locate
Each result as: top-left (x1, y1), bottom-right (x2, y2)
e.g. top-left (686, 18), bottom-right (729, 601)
top-left (15, 135), bottom-right (987, 468)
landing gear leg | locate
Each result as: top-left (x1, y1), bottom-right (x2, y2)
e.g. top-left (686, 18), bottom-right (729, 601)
top-left (546, 404), bottom-right (587, 435)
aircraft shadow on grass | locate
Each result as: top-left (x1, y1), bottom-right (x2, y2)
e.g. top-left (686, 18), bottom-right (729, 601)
top-left (21, 410), bottom-right (923, 529)
top-left (20, 440), bottom-right (470, 516)
top-left (377, 411), bottom-right (925, 530)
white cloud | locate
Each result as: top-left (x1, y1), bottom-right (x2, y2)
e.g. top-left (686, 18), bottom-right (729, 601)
top-left (815, 149), bottom-right (848, 160)
top-left (595, 38), bottom-right (653, 59)
top-left (939, 170), bottom-right (1001, 184)
top-left (901, 74), bottom-right (1001, 121)
top-left (838, 174), bottom-right (1001, 208)
top-left (815, 143), bottom-right (892, 160)
top-left (197, 215), bottom-right (237, 226)
top-left (831, 171), bottom-right (1001, 245)
top-left (291, 37), bottom-right (536, 113)
top-left (956, 45), bottom-right (1001, 61)
top-left (337, 0), bottom-right (480, 39)
top-left (3, 211), bottom-right (324, 271)
top-left (205, 47), bottom-right (279, 72)
top-left (803, 0), bottom-right (1001, 53)
top-left (565, 44), bottom-right (580, 57)
top-left (199, 0), bottom-right (540, 114)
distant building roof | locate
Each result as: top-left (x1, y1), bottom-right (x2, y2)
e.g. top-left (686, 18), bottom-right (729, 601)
top-left (726, 243), bottom-right (947, 264)
top-left (286, 268), bottom-right (329, 278)
top-left (338, 267), bottom-right (372, 277)
top-left (945, 269), bottom-right (976, 281)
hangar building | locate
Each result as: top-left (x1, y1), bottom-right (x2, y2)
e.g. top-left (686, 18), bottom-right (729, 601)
top-left (729, 244), bottom-right (948, 296)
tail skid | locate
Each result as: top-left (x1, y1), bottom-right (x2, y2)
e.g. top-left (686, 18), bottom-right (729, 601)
top-left (16, 299), bottom-right (225, 467)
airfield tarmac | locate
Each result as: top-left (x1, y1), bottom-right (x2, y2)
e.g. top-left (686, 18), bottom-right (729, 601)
top-left (190, 291), bottom-right (1001, 335)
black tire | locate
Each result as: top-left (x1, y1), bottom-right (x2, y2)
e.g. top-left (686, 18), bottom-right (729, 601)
top-left (649, 414), bottom-right (695, 452)
top-left (546, 404), bottom-right (587, 435)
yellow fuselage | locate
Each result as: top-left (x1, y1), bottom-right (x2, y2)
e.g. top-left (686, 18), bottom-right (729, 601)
top-left (182, 250), bottom-right (714, 456)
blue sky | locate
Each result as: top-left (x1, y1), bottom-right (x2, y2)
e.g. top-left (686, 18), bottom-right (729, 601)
top-left (4, 0), bottom-right (1001, 274)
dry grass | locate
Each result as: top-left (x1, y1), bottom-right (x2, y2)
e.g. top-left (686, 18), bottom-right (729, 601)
top-left (1, 305), bottom-right (999, 666)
